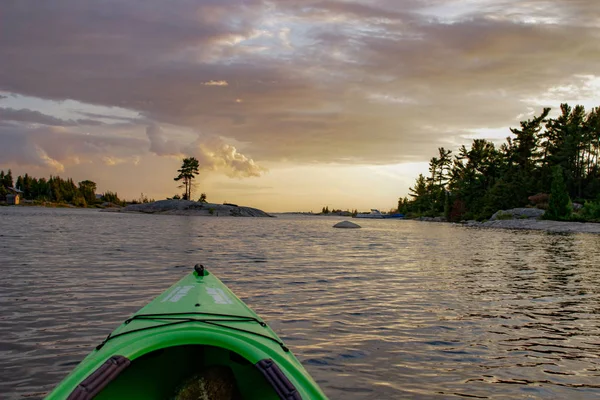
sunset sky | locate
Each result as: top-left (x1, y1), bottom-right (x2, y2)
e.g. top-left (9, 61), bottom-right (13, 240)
top-left (1, 0), bottom-right (599, 212)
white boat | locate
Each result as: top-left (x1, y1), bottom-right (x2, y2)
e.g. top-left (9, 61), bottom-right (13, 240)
top-left (354, 209), bottom-right (385, 219)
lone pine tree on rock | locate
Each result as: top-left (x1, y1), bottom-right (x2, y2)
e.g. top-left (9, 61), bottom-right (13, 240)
top-left (174, 157), bottom-right (200, 200)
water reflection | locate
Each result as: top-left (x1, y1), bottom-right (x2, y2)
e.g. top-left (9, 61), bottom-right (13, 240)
top-left (1, 208), bottom-right (600, 399)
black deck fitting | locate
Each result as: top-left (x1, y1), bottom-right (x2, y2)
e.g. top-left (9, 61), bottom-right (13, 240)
top-left (194, 264), bottom-right (206, 276)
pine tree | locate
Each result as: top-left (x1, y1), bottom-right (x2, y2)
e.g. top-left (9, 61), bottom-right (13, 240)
top-left (545, 166), bottom-right (572, 220)
top-left (4, 169), bottom-right (13, 188)
top-left (174, 157), bottom-right (200, 200)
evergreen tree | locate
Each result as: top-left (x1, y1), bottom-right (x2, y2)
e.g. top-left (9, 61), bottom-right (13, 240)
top-left (399, 103), bottom-right (600, 220)
top-left (78, 180), bottom-right (97, 205)
top-left (101, 191), bottom-right (121, 205)
top-left (511, 108), bottom-right (550, 174)
top-left (3, 169), bottom-right (13, 188)
top-left (408, 174), bottom-right (429, 214)
top-left (544, 166), bottom-right (572, 221)
top-left (174, 157), bottom-right (200, 200)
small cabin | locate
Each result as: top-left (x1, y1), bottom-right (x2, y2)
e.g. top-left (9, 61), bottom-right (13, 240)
top-left (7, 193), bottom-right (20, 205)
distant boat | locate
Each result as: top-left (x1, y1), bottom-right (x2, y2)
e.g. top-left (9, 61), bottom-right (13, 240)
top-left (383, 213), bottom-right (405, 219)
top-left (353, 209), bottom-right (405, 219)
top-left (354, 209), bottom-right (385, 219)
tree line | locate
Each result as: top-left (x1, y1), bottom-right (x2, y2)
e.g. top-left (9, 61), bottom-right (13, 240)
top-left (1, 157), bottom-right (206, 207)
top-left (399, 103), bottom-right (600, 222)
top-left (0, 170), bottom-right (123, 207)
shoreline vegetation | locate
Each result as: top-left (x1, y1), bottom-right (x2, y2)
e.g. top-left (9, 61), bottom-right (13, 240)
top-left (396, 103), bottom-right (600, 230)
top-left (0, 158), bottom-right (273, 217)
top-left (0, 168), bottom-right (273, 217)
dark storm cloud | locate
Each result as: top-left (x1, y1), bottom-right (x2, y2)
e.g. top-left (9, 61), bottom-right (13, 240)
top-left (0, 0), bottom-right (598, 167)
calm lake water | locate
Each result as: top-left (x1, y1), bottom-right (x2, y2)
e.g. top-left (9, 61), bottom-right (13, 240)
top-left (1, 207), bottom-right (600, 399)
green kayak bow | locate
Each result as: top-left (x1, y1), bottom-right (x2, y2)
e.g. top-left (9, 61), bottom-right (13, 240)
top-left (46, 265), bottom-right (328, 400)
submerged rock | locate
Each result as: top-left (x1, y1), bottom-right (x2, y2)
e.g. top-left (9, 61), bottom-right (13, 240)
top-left (333, 221), bottom-right (361, 229)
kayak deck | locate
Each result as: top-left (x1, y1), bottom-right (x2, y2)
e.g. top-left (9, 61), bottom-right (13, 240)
top-left (47, 265), bottom-right (327, 400)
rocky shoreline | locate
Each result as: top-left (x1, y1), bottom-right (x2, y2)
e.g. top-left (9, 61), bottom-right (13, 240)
top-left (466, 219), bottom-right (600, 234)
top-left (103, 199), bottom-right (273, 217)
top-left (415, 208), bottom-right (600, 235)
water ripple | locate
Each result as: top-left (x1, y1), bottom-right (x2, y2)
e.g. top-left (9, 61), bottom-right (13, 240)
top-left (1, 208), bottom-right (600, 399)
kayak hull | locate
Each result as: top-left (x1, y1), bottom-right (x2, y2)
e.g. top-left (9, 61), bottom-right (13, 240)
top-left (46, 266), bottom-right (327, 400)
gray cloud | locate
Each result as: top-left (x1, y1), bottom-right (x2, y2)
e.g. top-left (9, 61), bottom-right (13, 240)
top-left (0, 107), bottom-right (105, 127)
top-left (0, 107), bottom-right (77, 126)
top-left (74, 111), bottom-right (142, 123)
top-left (0, 0), bottom-right (598, 167)
top-left (146, 124), bottom-right (181, 156)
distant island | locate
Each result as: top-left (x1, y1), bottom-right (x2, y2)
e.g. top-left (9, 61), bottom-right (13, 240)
top-left (0, 170), bottom-right (126, 208)
top-left (114, 199), bottom-right (273, 217)
top-left (0, 157), bottom-right (272, 217)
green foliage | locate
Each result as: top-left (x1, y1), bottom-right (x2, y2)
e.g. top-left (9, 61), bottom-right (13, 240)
top-left (71, 193), bottom-right (87, 208)
top-left (101, 191), bottom-right (122, 205)
top-left (172, 194), bottom-right (181, 200)
top-left (495, 212), bottom-right (513, 220)
top-left (544, 166), bottom-right (572, 220)
top-left (481, 179), bottom-right (523, 218)
top-left (401, 103), bottom-right (600, 221)
top-left (2, 169), bottom-right (13, 188)
top-left (134, 193), bottom-right (154, 204)
top-left (321, 206), bottom-right (330, 214)
top-left (408, 174), bottom-right (430, 213)
top-left (397, 197), bottom-right (410, 214)
top-left (578, 200), bottom-right (600, 221)
top-left (174, 157), bottom-right (200, 200)
top-left (78, 180), bottom-right (97, 205)
top-left (0, 170), bottom-right (121, 208)
top-left (199, 193), bottom-right (207, 203)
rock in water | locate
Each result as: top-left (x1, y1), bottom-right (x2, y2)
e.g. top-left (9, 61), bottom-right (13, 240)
top-left (333, 221), bottom-right (361, 229)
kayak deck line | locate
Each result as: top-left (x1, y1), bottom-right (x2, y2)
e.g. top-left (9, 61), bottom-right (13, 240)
top-left (96, 312), bottom-right (290, 352)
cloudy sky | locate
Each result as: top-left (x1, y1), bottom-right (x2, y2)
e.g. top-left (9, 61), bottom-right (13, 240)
top-left (1, 0), bottom-right (599, 211)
